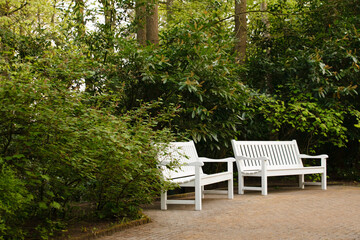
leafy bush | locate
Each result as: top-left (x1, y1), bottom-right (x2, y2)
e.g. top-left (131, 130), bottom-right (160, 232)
top-left (245, 0), bottom-right (360, 179)
top-left (0, 55), bottom-right (177, 238)
top-left (93, 15), bottom-right (252, 156)
top-left (0, 162), bottom-right (32, 239)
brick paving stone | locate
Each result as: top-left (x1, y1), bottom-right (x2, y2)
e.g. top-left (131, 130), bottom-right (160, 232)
top-left (100, 185), bottom-right (360, 240)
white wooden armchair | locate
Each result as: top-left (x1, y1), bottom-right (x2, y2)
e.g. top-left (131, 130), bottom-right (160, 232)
top-left (158, 141), bottom-right (234, 211)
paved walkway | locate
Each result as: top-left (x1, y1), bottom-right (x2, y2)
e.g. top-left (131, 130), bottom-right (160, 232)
top-left (101, 185), bottom-right (360, 240)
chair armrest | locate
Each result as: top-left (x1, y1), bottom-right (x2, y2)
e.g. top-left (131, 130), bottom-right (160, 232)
top-left (198, 157), bottom-right (235, 163)
top-left (299, 154), bottom-right (328, 159)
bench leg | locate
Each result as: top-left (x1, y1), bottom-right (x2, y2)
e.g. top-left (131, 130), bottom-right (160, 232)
top-left (195, 172), bottom-right (202, 210)
top-left (299, 174), bottom-right (304, 189)
top-left (161, 191), bottom-right (167, 210)
top-left (238, 175), bottom-right (244, 195)
top-left (261, 175), bottom-right (268, 195)
top-left (321, 158), bottom-right (327, 190)
top-left (261, 160), bottom-right (268, 195)
top-left (195, 186), bottom-right (202, 211)
top-left (228, 178), bottom-right (234, 199)
top-left (321, 172), bottom-right (327, 190)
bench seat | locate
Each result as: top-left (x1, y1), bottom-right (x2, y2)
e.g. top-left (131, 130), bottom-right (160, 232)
top-left (242, 166), bottom-right (325, 176)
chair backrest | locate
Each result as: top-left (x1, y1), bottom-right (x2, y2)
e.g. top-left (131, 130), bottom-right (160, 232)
top-left (158, 141), bottom-right (203, 179)
top-left (231, 140), bottom-right (303, 171)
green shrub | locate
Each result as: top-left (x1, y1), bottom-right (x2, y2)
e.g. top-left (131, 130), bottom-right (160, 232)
top-left (0, 56), bottom-right (177, 238)
top-left (245, 0), bottom-right (360, 179)
top-left (0, 161), bottom-right (32, 239)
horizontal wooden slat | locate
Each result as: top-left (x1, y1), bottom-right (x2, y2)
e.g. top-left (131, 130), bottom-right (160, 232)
top-left (203, 190), bottom-right (229, 195)
top-left (243, 187), bottom-right (263, 191)
top-left (241, 167), bottom-right (325, 177)
top-left (166, 200), bottom-right (196, 205)
top-left (303, 182), bottom-right (322, 186)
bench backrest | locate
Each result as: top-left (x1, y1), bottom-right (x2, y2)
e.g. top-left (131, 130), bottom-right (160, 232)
top-left (231, 140), bottom-right (303, 171)
top-left (158, 141), bottom-right (203, 180)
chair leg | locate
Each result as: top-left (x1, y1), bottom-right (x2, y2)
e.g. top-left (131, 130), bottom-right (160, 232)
top-left (299, 174), bottom-right (304, 189)
top-left (161, 191), bottom-right (167, 210)
top-left (238, 175), bottom-right (244, 195)
top-left (201, 186), bottom-right (205, 199)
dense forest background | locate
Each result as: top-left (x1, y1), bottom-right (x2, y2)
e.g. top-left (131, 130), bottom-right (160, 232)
top-left (1, 0), bottom-right (359, 238)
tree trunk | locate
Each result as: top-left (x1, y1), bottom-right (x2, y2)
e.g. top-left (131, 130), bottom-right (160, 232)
top-left (136, 0), bottom-right (147, 45)
top-left (260, 0), bottom-right (273, 93)
top-left (136, 0), bottom-right (159, 46)
top-left (75, 0), bottom-right (85, 38)
top-left (235, 0), bottom-right (247, 63)
top-left (51, 0), bottom-right (57, 25)
top-left (99, 0), bottom-right (116, 32)
top-left (146, 0), bottom-right (159, 45)
top-left (109, 0), bottom-right (116, 31)
top-left (260, 0), bottom-right (270, 39)
top-left (37, 7), bottom-right (41, 31)
top-left (166, 0), bottom-right (174, 23)
top-left (102, 0), bottom-right (110, 27)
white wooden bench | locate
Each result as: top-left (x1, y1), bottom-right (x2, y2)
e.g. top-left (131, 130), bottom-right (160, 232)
top-left (158, 141), bottom-right (234, 211)
top-left (231, 140), bottom-right (328, 195)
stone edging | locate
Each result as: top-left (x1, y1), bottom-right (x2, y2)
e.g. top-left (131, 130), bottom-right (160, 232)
top-left (71, 215), bottom-right (151, 240)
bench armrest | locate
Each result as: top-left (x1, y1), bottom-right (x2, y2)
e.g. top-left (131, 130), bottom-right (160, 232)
top-left (299, 154), bottom-right (328, 159)
top-left (159, 160), bottom-right (204, 167)
top-left (198, 157), bottom-right (234, 172)
top-left (158, 160), bottom-right (171, 166)
top-left (235, 156), bottom-right (268, 173)
top-left (299, 154), bottom-right (327, 167)
top-left (187, 161), bottom-right (204, 167)
top-left (199, 157), bottom-right (235, 163)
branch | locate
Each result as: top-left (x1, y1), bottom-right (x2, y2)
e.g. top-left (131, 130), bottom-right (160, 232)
top-left (211, 10), bottom-right (304, 26)
top-left (2, 123), bottom-right (14, 155)
top-left (5, 1), bottom-right (28, 16)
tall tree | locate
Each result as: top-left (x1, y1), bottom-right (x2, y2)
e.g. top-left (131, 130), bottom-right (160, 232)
top-left (260, 0), bottom-right (270, 39)
top-left (146, 0), bottom-right (159, 45)
top-left (136, 0), bottom-right (147, 45)
top-left (235, 0), bottom-right (247, 63)
top-left (135, 0), bottom-right (159, 45)
top-left (75, 0), bottom-right (85, 38)
top-left (100, 0), bottom-right (116, 31)
top-left (166, 0), bottom-right (174, 23)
